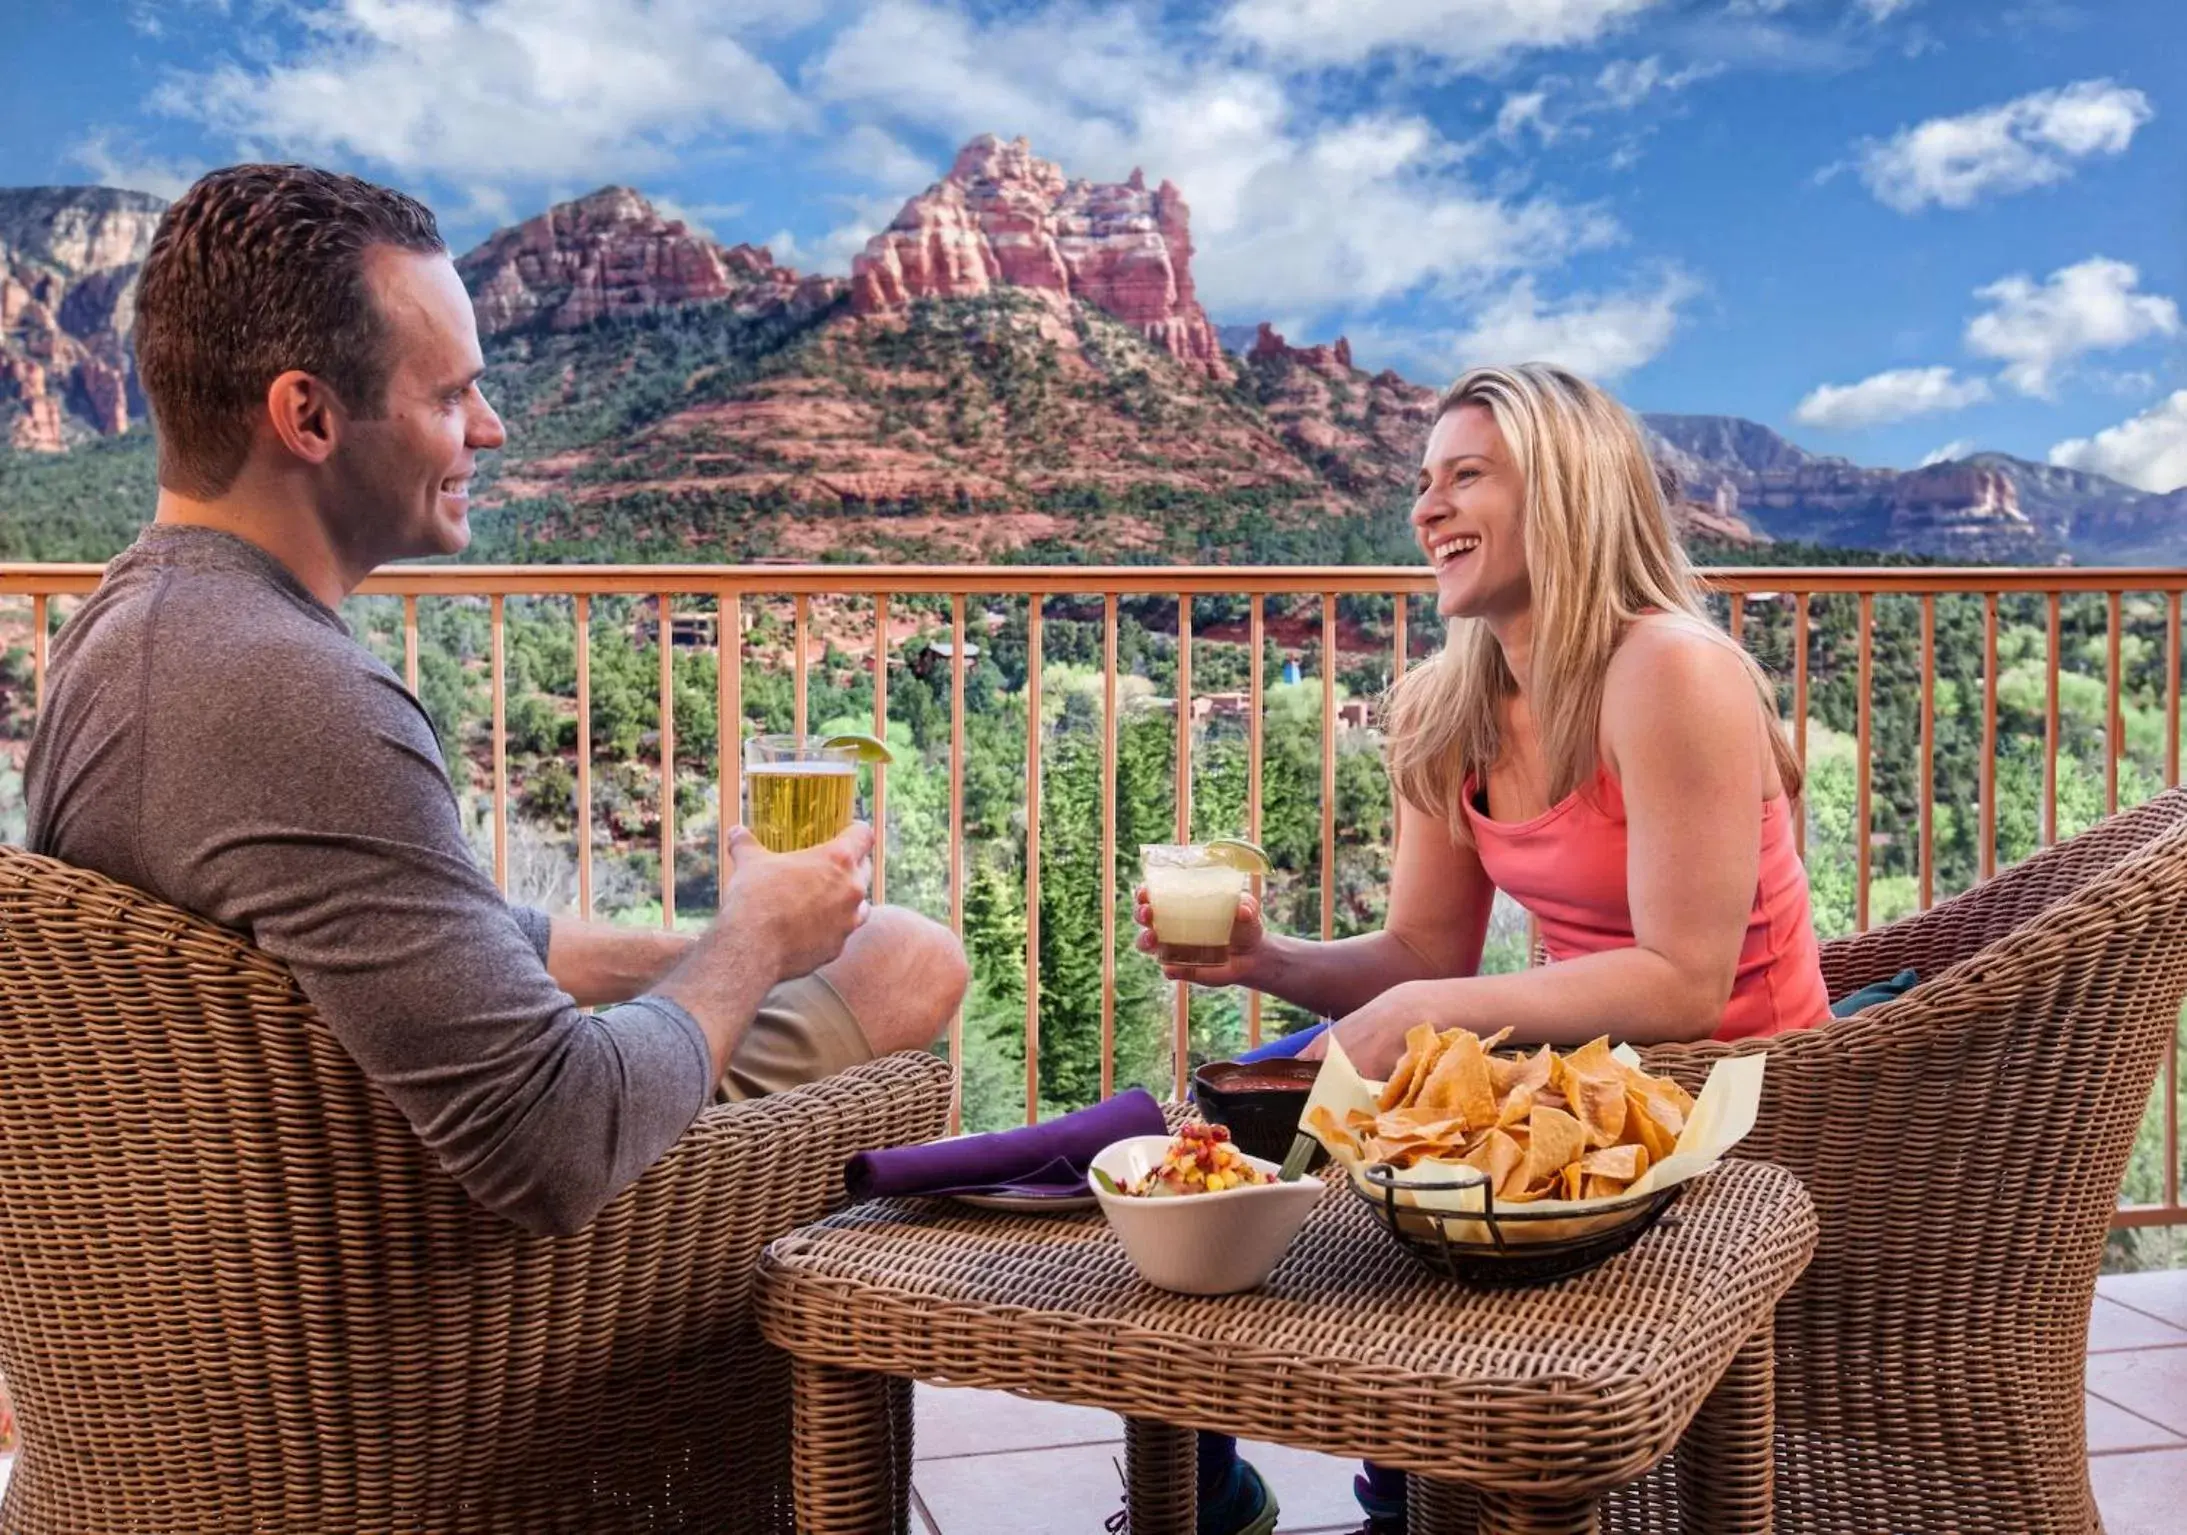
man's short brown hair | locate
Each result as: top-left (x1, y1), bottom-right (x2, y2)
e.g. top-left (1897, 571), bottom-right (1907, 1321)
top-left (134, 164), bottom-right (447, 499)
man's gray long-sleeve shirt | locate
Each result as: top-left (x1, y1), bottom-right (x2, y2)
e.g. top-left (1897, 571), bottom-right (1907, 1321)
top-left (24, 524), bottom-right (713, 1235)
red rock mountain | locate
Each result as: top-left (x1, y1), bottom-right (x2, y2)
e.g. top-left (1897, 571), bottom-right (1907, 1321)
top-left (1645, 415), bottom-right (2046, 559)
top-left (0, 187), bottom-right (166, 451)
top-left (8, 151), bottom-right (2184, 562)
top-left (456, 186), bottom-right (840, 337)
top-left (852, 135), bottom-right (1229, 379)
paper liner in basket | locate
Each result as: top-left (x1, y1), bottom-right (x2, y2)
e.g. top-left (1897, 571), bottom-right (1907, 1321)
top-left (1300, 1036), bottom-right (1765, 1246)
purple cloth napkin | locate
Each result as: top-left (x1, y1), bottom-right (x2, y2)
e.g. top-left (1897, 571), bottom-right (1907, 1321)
top-left (845, 1088), bottom-right (1169, 1200)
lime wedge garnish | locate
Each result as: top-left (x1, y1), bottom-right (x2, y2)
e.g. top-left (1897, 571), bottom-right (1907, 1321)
top-left (1204, 838), bottom-right (1270, 874)
top-left (821, 732), bottom-right (896, 766)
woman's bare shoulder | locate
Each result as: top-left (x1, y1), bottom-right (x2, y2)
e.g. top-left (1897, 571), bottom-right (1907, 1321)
top-left (1608, 612), bottom-right (1747, 687)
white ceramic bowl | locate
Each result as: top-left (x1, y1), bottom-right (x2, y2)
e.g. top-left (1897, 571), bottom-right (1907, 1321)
top-left (1089, 1134), bottom-right (1324, 1295)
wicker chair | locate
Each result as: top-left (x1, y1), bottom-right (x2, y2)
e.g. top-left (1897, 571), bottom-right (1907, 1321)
top-left (1603, 788), bottom-right (2187, 1535)
top-left (0, 845), bottom-right (952, 1534)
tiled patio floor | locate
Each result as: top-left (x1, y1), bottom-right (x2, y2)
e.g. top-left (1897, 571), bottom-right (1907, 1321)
top-left (908, 1269), bottom-right (2187, 1535)
top-left (1, 1273), bottom-right (2181, 1529)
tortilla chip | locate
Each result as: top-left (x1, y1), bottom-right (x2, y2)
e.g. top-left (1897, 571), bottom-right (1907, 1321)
top-left (1621, 1063), bottom-right (1695, 1121)
top-left (1417, 1028), bottom-right (1498, 1128)
top-left (1559, 1163), bottom-right (1586, 1202)
top-left (1460, 1126), bottom-right (1525, 1197)
top-left (1377, 1024), bottom-right (1440, 1110)
top-left (1521, 1105), bottom-right (1585, 1192)
top-left (1495, 1082), bottom-right (1537, 1129)
top-left (1582, 1174), bottom-right (1631, 1201)
top-left (1578, 1143), bottom-right (1649, 1182)
top-left (1567, 1072), bottom-right (1629, 1149)
top-left (1490, 1043), bottom-right (1554, 1100)
top-left (1625, 1091), bottom-right (1679, 1162)
top-left (1636, 1085), bottom-right (1687, 1142)
top-left (1377, 1107), bottom-right (1473, 1138)
top-left (1563, 1036), bottom-right (1622, 1082)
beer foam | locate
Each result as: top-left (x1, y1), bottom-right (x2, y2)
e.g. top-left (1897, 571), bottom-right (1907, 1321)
top-left (746, 761), bottom-right (856, 775)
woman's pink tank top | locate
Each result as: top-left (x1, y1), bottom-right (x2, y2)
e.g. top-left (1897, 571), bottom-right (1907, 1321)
top-left (1462, 767), bottom-right (1829, 1041)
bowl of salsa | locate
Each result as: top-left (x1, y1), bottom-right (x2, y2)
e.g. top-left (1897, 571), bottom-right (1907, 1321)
top-left (1192, 1057), bottom-right (1325, 1170)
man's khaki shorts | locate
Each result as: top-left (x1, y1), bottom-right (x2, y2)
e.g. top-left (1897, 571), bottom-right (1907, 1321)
top-left (713, 972), bottom-right (875, 1102)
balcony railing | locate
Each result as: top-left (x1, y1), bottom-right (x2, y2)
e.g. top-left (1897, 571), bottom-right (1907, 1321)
top-left (2, 560), bottom-right (2181, 1243)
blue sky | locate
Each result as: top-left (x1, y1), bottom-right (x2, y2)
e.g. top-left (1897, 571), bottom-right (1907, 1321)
top-left (6, 0), bottom-right (2185, 489)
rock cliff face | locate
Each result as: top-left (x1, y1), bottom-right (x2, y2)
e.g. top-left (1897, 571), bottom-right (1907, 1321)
top-left (456, 186), bottom-right (840, 337)
top-left (1645, 414), bottom-right (2052, 560)
top-left (1960, 452), bottom-right (2187, 562)
top-left (852, 135), bottom-right (1229, 379)
top-left (1239, 322), bottom-right (1434, 494)
top-left (0, 187), bottom-right (166, 450)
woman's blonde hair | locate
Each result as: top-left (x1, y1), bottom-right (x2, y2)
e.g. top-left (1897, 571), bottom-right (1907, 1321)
top-left (1384, 362), bottom-right (1800, 829)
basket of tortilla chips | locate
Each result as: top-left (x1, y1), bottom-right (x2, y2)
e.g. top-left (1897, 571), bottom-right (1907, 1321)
top-left (1303, 1025), bottom-right (1766, 1286)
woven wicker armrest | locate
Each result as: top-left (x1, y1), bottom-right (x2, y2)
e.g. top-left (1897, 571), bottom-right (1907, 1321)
top-left (1813, 783), bottom-right (2187, 997)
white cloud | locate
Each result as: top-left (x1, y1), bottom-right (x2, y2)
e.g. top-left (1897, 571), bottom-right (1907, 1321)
top-left (1440, 272), bottom-right (1697, 379)
top-left (1496, 90), bottom-right (1553, 141)
top-left (1218, 0), bottom-right (1662, 70)
top-left (1855, 78), bottom-right (2152, 212)
top-left (150, 0), bottom-right (814, 210)
top-left (1920, 437), bottom-right (1976, 466)
top-left (1964, 257), bottom-right (2180, 397)
top-left (1791, 366), bottom-right (1990, 429)
top-left (67, 131), bottom-right (203, 200)
top-left (2049, 391), bottom-right (2187, 493)
top-left (806, 193), bottom-right (911, 275)
top-left (1594, 55), bottom-right (1719, 108)
top-left (1857, 0), bottom-right (1918, 20)
top-left (830, 125), bottom-right (939, 192)
top-left (807, 1), bottom-right (1619, 315)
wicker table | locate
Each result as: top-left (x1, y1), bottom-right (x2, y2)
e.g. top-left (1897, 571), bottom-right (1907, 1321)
top-left (756, 1158), bottom-right (1814, 1535)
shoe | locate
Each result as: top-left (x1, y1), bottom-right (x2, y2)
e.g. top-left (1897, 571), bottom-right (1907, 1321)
top-left (1351, 1466), bottom-right (1405, 1534)
top-left (1102, 1456), bottom-right (1280, 1534)
top-left (1205, 1460), bottom-right (1279, 1535)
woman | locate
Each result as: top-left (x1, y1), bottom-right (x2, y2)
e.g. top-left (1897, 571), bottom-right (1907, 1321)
top-left (1139, 363), bottom-right (1827, 1535)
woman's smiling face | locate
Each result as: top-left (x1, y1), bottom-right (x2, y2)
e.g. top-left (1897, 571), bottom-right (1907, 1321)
top-left (1412, 404), bottom-right (1530, 622)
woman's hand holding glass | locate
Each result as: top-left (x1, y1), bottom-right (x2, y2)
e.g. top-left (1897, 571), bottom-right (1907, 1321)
top-left (1131, 883), bottom-right (1265, 987)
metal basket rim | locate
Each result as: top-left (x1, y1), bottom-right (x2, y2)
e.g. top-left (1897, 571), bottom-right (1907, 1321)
top-left (1354, 1159), bottom-right (1681, 1225)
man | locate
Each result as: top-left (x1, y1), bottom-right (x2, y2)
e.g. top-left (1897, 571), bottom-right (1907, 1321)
top-left (24, 164), bottom-right (966, 1236)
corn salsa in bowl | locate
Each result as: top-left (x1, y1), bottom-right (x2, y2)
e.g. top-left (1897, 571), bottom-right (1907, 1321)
top-left (1089, 1126), bottom-right (1322, 1295)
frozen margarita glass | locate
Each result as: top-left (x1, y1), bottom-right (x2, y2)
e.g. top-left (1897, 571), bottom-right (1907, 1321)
top-left (1141, 841), bottom-right (1266, 968)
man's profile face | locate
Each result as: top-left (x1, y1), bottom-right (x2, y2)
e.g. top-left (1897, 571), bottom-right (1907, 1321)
top-left (331, 247), bottom-right (505, 565)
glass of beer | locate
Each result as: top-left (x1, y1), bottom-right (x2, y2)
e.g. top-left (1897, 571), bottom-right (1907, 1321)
top-left (745, 735), bottom-right (860, 852)
top-left (1141, 844), bottom-right (1250, 968)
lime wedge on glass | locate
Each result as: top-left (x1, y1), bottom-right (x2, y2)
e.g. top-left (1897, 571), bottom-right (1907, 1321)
top-left (820, 731), bottom-right (897, 766)
top-left (1203, 838), bottom-right (1271, 874)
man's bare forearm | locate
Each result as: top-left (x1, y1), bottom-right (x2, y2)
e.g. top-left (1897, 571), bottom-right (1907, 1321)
top-left (547, 917), bottom-right (795, 1083)
top-left (545, 916), bottom-right (697, 1006)
top-left (649, 928), bottom-right (790, 1081)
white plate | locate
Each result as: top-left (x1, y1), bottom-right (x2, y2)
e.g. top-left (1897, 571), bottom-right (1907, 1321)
top-left (950, 1190), bottom-right (1101, 1214)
